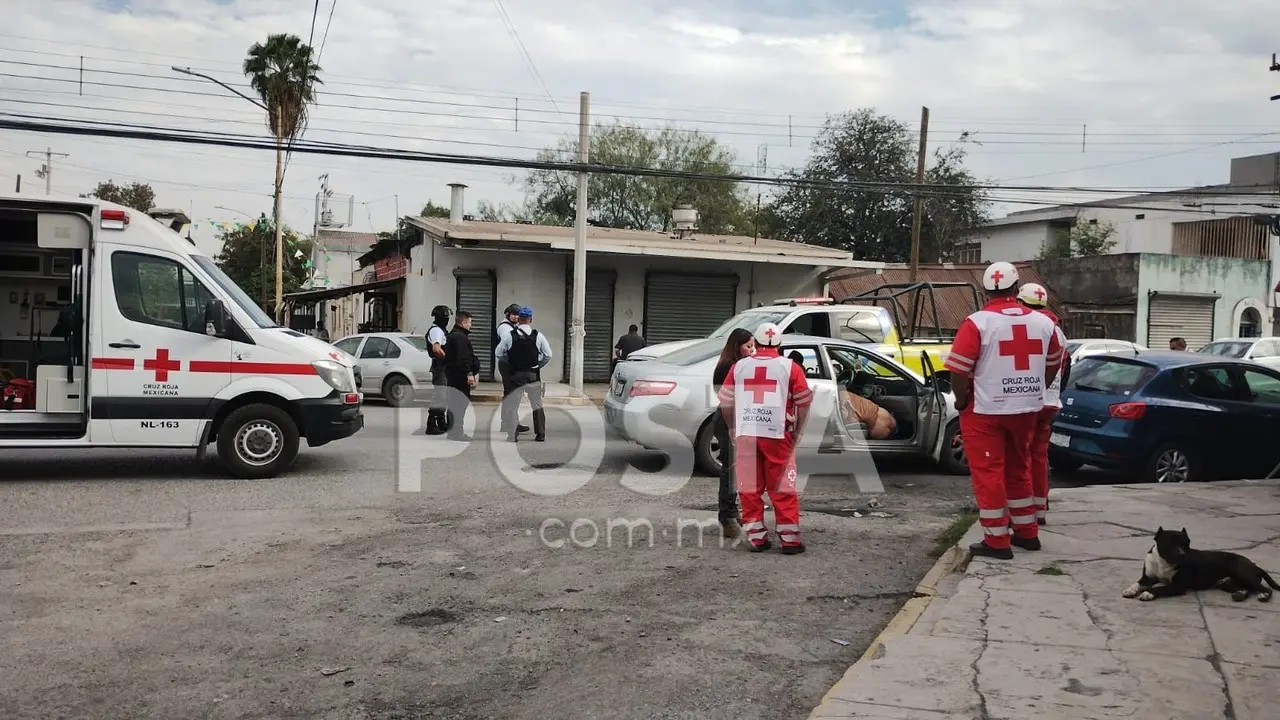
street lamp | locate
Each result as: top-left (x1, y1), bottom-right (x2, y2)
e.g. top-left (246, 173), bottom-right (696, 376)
top-left (173, 65), bottom-right (285, 321)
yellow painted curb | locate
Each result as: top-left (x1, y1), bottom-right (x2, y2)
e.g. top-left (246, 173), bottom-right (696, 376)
top-left (808, 539), bottom-right (971, 718)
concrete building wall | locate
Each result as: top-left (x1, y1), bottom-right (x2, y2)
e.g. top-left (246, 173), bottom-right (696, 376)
top-left (404, 240), bottom-right (827, 380)
top-left (1134, 254), bottom-right (1271, 342)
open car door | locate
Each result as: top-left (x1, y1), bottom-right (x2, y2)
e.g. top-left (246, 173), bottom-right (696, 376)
top-left (918, 350), bottom-right (944, 454)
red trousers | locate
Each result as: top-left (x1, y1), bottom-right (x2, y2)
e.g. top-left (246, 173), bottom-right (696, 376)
top-left (960, 410), bottom-right (1038, 549)
top-left (735, 436), bottom-right (801, 548)
top-left (1030, 407), bottom-right (1058, 522)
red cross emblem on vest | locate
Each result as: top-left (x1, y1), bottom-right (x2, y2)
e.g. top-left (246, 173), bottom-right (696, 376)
top-left (143, 348), bottom-right (181, 382)
top-left (997, 324), bottom-right (1043, 372)
top-left (743, 365), bottom-right (779, 403)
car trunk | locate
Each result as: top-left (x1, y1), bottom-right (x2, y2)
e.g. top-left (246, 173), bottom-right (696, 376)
top-left (1056, 356), bottom-right (1159, 428)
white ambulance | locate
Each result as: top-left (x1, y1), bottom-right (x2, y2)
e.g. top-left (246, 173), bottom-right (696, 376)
top-left (0, 191), bottom-right (364, 478)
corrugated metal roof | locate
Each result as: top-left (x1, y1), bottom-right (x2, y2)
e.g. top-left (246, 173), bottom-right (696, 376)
top-left (407, 217), bottom-right (880, 266)
top-left (826, 263), bottom-right (1064, 332)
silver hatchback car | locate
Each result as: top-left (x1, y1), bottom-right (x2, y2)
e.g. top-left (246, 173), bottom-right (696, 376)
top-left (605, 334), bottom-right (967, 476)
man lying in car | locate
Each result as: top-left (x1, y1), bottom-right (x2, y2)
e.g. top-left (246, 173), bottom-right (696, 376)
top-left (791, 351), bottom-right (897, 440)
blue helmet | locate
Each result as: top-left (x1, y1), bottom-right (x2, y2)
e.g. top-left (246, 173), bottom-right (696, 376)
top-left (518, 306), bottom-right (534, 318)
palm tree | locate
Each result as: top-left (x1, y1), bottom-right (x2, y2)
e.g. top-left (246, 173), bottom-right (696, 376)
top-left (243, 33), bottom-right (322, 320)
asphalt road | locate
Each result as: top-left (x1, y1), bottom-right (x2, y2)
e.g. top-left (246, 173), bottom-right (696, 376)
top-left (0, 403), bottom-right (1075, 720)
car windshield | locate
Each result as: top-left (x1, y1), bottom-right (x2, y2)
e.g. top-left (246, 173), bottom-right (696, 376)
top-left (400, 336), bottom-right (429, 352)
top-left (1199, 341), bottom-right (1252, 359)
top-left (191, 255), bottom-right (277, 328)
top-left (709, 310), bottom-right (790, 338)
top-left (659, 338), bottom-right (726, 366)
top-left (1066, 357), bottom-right (1158, 395)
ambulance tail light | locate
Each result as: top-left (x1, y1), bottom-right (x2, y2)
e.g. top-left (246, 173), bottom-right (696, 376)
top-left (1108, 402), bottom-right (1146, 420)
top-left (100, 209), bottom-right (129, 230)
top-left (629, 380), bottom-right (677, 397)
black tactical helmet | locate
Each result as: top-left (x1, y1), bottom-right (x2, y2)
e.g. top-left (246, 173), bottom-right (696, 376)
top-left (431, 305), bottom-right (452, 319)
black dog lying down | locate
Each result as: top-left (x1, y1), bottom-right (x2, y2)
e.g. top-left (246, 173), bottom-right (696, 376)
top-left (1122, 527), bottom-right (1279, 602)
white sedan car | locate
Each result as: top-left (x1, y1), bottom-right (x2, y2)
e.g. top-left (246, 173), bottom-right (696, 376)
top-left (331, 332), bottom-right (435, 407)
top-left (1198, 337), bottom-right (1280, 371)
top-left (605, 334), bottom-right (966, 476)
top-left (1064, 338), bottom-right (1147, 362)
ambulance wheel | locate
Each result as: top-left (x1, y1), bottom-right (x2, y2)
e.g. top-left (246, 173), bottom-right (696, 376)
top-left (383, 374), bottom-right (412, 407)
top-left (217, 403), bottom-right (300, 479)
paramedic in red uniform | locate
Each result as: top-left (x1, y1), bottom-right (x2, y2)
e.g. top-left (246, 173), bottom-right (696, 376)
top-left (717, 323), bottom-right (813, 554)
top-left (944, 262), bottom-right (1063, 559)
top-left (1017, 282), bottom-right (1070, 526)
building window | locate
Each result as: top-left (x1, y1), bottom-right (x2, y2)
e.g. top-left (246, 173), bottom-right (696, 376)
top-left (954, 242), bottom-right (981, 263)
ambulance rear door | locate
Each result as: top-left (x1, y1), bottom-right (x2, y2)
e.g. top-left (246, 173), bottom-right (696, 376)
top-left (97, 245), bottom-right (230, 445)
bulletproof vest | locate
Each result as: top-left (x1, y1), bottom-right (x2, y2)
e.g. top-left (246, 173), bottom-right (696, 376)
top-left (508, 328), bottom-right (541, 371)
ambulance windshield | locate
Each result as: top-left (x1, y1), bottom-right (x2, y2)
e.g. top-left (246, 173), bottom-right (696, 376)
top-left (192, 255), bottom-right (278, 328)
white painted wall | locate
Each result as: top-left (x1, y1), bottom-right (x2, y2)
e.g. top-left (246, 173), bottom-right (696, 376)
top-left (404, 240), bottom-right (829, 381)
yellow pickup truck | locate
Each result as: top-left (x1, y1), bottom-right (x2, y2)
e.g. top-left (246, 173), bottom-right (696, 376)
top-left (625, 282), bottom-right (979, 380)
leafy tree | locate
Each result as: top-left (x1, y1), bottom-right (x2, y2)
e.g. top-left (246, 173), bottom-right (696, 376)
top-left (243, 33), bottom-right (322, 317)
top-left (523, 122), bottom-right (753, 234)
top-left (420, 200), bottom-right (450, 218)
top-left (1039, 220), bottom-right (1118, 259)
top-left (213, 216), bottom-right (311, 309)
top-left (766, 108), bottom-right (989, 262)
top-left (83, 180), bottom-right (156, 212)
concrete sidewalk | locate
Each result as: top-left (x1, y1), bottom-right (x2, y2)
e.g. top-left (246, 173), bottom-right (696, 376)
top-left (811, 480), bottom-right (1280, 719)
top-left (457, 381), bottom-right (609, 406)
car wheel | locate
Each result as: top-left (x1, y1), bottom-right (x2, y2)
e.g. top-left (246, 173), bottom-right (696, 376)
top-left (939, 420), bottom-right (968, 475)
top-left (383, 374), bottom-right (412, 407)
top-left (1144, 444), bottom-right (1198, 484)
top-left (694, 418), bottom-right (723, 477)
top-left (216, 403), bottom-right (300, 479)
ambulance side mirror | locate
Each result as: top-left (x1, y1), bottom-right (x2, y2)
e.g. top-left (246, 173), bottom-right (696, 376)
top-left (204, 299), bottom-right (228, 337)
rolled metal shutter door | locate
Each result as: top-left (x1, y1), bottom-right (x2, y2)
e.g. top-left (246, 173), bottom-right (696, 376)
top-left (455, 270), bottom-right (497, 380)
top-left (564, 270), bottom-right (617, 382)
top-left (1147, 294), bottom-right (1215, 351)
top-left (644, 273), bottom-right (738, 344)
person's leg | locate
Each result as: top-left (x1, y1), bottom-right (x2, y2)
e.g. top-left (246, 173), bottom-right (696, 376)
top-left (448, 378), bottom-right (471, 440)
top-left (1031, 407), bottom-right (1056, 525)
top-left (498, 363), bottom-right (511, 432)
top-left (528, 377), bottom-right (546, 440)
top-left (959, 412), bottom-right (1012, 558)
top-left (714, 419), bottom-right (739, 534)
top-left (735, 437), bottom-right (769, 551)
top-left (767, 448), bottom-right (803, 553)
top-left (1003, 413), bottom-right (1040, 547)
top-left (501, 377), bottom-right (522, 441)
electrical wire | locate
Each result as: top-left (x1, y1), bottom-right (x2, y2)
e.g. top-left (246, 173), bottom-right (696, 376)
top-left (3, 114), bottom-right (1275, 218)
top-left (491, 0), bottom-right (561, 116)
top-left (316, 0), bottom-right (338, 64)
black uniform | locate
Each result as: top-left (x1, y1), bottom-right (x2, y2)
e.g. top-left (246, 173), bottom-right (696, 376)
top-left (503, 327), bottom-right (546, 442)
top-left (443, 324), bottom-right (480, 441)
top-left (496, 317), bottom-right (518, 430)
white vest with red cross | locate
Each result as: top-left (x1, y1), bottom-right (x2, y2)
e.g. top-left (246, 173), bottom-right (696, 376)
top-left (1043, 325), bottom-right (1067, 409)
top-left (969, 307), bottom-right (1058, 415)
top-left (732, 355), bottom-right (794, 439)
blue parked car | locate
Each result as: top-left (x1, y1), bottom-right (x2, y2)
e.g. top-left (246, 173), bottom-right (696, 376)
top-left (1049, 351), bottom-right (1280, 483)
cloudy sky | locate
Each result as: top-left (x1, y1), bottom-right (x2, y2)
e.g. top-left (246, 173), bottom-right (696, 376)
top-left (2, 0), bottom-right (1279, 256)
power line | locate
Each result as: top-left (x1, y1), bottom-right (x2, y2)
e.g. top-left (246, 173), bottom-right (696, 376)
top-left (316, 0), bottom-right (338, 63)
top-left (308, 0), bottom-right (320, 47)
top-left (3, 114), bottom-right (1275, 216)
top-left (491, 0), bottom-right (560, 116)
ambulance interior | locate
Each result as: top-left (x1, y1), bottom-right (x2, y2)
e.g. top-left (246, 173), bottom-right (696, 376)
top-left (0, 206), bottom-right (87, 440)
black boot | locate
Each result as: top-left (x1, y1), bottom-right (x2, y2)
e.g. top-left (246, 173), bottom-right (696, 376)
top-left (779, 543), bottom-right (806, 555)
top-left (749, 539), bottom-right (772, 553)
top-left (1011, 536), bottom-right (1042, 551)
top-left (968, 541), bottom-right (1013, 560)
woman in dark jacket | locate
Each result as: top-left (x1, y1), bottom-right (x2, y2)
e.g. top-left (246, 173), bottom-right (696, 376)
top-left (713, 328), bottom-right (756, 538)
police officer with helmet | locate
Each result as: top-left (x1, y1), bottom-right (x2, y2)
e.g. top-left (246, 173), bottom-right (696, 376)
top-left (496, 303), bottom-right (528, 434)
top-left (495, 306), bottom-right (552, 442)
top-left (425, 304), bottom-right (451, 435)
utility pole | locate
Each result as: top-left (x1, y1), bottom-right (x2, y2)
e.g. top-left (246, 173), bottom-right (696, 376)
top-left (908, 107), bottom-right (930, 282)
top-left (1271, 53), bottom-right (1280, 101)
top-left (569, 91), bottom-right (591, 395)
top-left (26, 147), bottom-right (68, 196)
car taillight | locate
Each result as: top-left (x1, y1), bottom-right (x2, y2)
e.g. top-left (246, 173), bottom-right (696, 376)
top-left (343, 392), bottom-right (360, 405)
top-left (1109, 402), bottom-right (1146, 420)
top-left (629, 380), bottom-right (676, 397)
